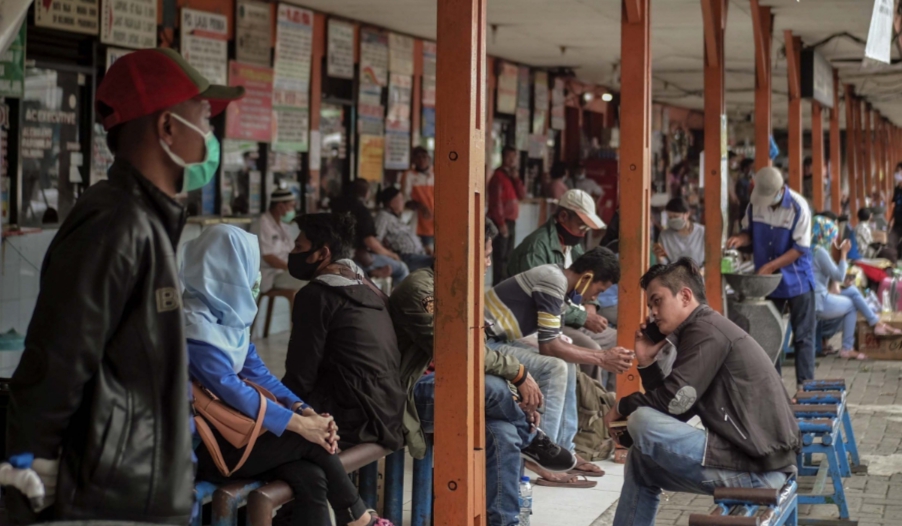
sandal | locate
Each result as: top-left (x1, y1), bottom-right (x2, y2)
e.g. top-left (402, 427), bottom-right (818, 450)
top-left (839, 349), bottom-right (868, 360)
top-left (567, 455), bottom-right (606, 478)
top-left (874, 323), bottom-right (902, 336)
top-left (533, 473), bottom-right (598, 489)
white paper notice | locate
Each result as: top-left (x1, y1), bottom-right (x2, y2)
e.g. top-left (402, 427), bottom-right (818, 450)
top-left (35, 0), bottom-right (99, 35)
top-left (327, 19), bottom-right (355, 79)
top-left (865, 0), bottom-right (894, 64)
top-left (101, 0), bottom-right (156, 49)
top-left (274, 4), bottom-right (313, 107)
top-left (181, 9), bottom-right (229, 86)
top-left (388, 33), bottom-right (414, 76)
top-left (236, 0), bottom-right (273, 67)
top-left (360, 28), bottom-right (389, 86)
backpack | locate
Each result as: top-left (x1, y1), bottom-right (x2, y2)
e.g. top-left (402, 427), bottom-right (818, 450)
top-left (573, 371), bottom-right (617, 461)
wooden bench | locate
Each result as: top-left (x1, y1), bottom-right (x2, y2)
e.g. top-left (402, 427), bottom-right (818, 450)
top-left (252, 288), bottom-right (295, 338)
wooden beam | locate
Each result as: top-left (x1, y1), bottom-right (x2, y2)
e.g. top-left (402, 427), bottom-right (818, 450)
top-left (617, 0), bottom-right (651, 399)
top-left (854, 99), bottom-right (866, 218)
top-left (830, 70), bottom-right (841, 214)
top-left (845, 86), bottom-right (858, 225)
top-left (751, 0), bottom-right (772, 170)
top-left (433, 0), bottom-right (487, 522)
top-left (812, 100), bottom-right (825, 211)
top-left (785, 32), bottom-right (803, 193)
top-left (702, 0), bottom-right (727, 313)
top-left (864, 104), bottom-right (873, 198)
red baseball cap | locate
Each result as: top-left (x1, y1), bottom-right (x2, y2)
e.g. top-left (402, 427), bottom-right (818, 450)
top-left (96, 48), bottom-right (245, 131)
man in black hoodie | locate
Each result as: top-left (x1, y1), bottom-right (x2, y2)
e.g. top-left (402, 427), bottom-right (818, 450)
top-left (282, 212), bottom-right (406, 451)
top-left (605, 258), bottom-right (800, 526)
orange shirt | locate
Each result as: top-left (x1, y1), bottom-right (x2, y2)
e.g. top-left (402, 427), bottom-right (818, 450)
top-left (402, 168), bottom-right (435, 237)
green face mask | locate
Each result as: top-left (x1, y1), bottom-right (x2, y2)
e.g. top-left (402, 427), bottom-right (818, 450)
top-left (281, 210), bottom-right (297, 224)
top-left (160, 112), bottom-right (221, 192)
top-left (252, 272), bottom-right (262, 301)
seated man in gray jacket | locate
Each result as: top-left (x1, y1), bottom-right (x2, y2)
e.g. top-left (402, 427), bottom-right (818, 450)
top-left (604, 258), bottom-right (800, 526)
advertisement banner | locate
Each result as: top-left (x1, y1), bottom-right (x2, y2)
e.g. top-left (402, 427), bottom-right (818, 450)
top-left (388, 32), bottom-right (414, 76)
top-left (422, 41), bottom-right (436, 107)
top-left (865, 0), bottom-right (893, 64)
top-left (496, 62), bottom-right (518, 114)
top-left (358, 83), bottom-right (384, 136)
top-left (35, 0), bottom-right (99, 35)
top-left (272, 108), bottom-right (309, 152)
top-left (517, 67), bottom-right (530, 109)
top-left (551, 78), bottom-right (565, 130)
top-left (534, 70), bottom-right (548, 113)
top-left (360, 28), bottom-right (388, 86)
top-left (273, 4), bottom-right (313, 107)
top-left (181, 9), bottom-right (229, 85)
top-left (327, 19), bottom-right (355, 79)
top-left (225, 61), bottom-right (274, 142)
top-left (384, 132), bottom-right (410, 170)
top-left (358, 134), bottom-right (385, 181)
top-left (236, 0), bottom-right (273, 67)
top-left (0, 22), bottom-right (25, 98)
top-left (386, 73), bottom-right (411, 133)
top-left (101, 0), bottom-right (156, 49)
top-left (515, 107), bottom-right (529, 151)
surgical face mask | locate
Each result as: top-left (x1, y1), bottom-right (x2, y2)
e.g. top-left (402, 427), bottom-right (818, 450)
top-left (281, 210), bottom-right (297, 224)
top-left (772, 189), bottom-right (784, 205)
top-left (667, 216), bottom-right (687, 231)
top-left (568, 272), bottom-right (594, 305)
top-left (252, 272), bottom-right (262, 301)
top-left (288, 249), bottom-right (323, 281)
top-left (159, 112), bottom-right (220, 192)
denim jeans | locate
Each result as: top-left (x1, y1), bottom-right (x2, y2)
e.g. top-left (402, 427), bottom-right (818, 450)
top-left (816, 317), bottom-right (842, 354)
top-left (613, 408), bottom-right (788, 526)
top-left (401, 253), bottom-right (435, 273)
top-left (816, 287), bottom-right (879, 350)
top-left (771, 290), bottom-right (816, 385)
top-left (366, 254), bottom-right (409, 283)
top-left (414, 373), bottom-right (535, 526)
top-left (486, 339), bottom-right (577, 451)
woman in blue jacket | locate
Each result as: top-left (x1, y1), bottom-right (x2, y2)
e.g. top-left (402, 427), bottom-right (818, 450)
top-left (183, 224), bottom-right (391, 526)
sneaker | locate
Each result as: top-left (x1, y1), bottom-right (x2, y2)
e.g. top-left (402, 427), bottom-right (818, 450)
top-left (520, 430), bottom-right (578, 472)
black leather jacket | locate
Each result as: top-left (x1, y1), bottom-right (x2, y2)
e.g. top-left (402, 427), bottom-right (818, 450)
top-left (8, 160), bottom-right (194, 523)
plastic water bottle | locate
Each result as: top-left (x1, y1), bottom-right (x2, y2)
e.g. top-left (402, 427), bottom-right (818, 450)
top-left (518, 476), bottom-right (533, 526)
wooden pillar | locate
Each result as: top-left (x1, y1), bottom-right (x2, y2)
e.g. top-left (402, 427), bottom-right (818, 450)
top-left (875, 115), bottom-right (884, 199)
top-left (830, 70), bottom-right (841, 214)
top-left (433, 0), bottom-right (487, 523)
top-left (750, 0), bottom-right (772, 171)
top-left (812, 100), bottom-right (825, 211)
top-left (845, 86), bottom-right (858, 224)
top-left (854, 99), bottom-right (866, 215)
top-left (864, 104), bottom-right (873, 198)
top-left (785, 31), bottom-right (803, 193)
top-left (616, 0), bottom-right (651, 399)
top-left (702, 0), bottom-right (727, 313)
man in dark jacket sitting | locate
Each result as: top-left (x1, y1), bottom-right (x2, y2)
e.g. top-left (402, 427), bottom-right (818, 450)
top-left (282, 212), bottom-right (406, 451)
top-left (605, 258), bottom-right (800, 526)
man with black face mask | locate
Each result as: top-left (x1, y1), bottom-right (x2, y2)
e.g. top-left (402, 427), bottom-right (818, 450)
top-left (282, 212), bottom-right (406, 451)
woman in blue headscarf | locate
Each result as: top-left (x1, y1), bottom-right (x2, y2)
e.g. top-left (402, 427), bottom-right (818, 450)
top-left (810, 216), bottom-right (900, 360)
top-left (183, 224), bottom-right (392, 526)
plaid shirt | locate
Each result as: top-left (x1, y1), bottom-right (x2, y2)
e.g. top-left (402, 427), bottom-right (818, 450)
top-left (375, 209), bottom-right (425, 255)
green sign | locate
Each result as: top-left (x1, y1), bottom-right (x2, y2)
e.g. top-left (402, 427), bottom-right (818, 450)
top-left (0, 23), bottom-right (25, 98)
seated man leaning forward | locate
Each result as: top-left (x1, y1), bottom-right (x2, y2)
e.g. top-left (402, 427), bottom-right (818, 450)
top-left (604, 258), bottom-right (800, 526)
top-left (486, 247), bottom-right (635, 488)
top-left (389, 219), bottom-right (576, 526)
top-left (282, 212), bottom-right (407, 451)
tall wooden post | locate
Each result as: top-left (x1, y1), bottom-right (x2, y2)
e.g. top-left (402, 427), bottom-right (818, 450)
top-left (785, 31), bottom-right (803, 193)
top-left (845, 86), bottom-right (858, 224)
top-left (864, 104), bottom-right (873, 198)
top-left (751, 0), bottom-right (772, 171)
top-left (433, 0), bottom-right (487, 522)
top-left (616, 0), bottom-right (651, 399)
top-left (854, 99), bottom-right (865, 217)
top-left (702, 0), bottom-right (727, 313)
top-left (812, 100), bottom-right (825, 211)
top-left (830, 70), bottom-right (841, 214)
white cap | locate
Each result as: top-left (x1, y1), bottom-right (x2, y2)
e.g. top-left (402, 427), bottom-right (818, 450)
top-left (558, 189), bottom-right (605, 229)
top-left (750, 167), bottom-right (785, 209)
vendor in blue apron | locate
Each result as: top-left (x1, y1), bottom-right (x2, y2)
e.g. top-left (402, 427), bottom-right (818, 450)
top-left (727, 167), bottom-right (817, 389)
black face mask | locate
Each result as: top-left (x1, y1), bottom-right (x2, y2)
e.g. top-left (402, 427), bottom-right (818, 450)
top-left (288, 250), bottom-right (322, 281)
top-left (555, 219), bottom-right (584, 247)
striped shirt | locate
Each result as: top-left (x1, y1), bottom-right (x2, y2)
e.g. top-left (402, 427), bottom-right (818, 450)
top-left (485, 264), bottom-right (567, 343)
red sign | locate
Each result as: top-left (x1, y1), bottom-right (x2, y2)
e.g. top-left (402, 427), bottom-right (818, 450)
top-left (225, 61), bottom-right (274, 142)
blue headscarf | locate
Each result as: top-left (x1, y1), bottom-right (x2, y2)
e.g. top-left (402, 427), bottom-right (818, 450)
top-left (181, 224), bottom-right (261, 372)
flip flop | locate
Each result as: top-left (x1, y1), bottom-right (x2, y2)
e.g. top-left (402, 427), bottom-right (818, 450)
top-left (568, 459), bottom-right (606, 478)
top-left (533, 474), bottom-right (598, 489)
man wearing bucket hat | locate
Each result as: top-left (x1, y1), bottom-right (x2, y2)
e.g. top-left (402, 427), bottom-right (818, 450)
top-left (6, 48), bottom-right (243, 522)
top-left (727, 167), bottom-right (816, 388)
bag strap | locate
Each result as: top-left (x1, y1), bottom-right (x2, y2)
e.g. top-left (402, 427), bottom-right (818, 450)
top-left (194, 386), bottom-right (269, 477)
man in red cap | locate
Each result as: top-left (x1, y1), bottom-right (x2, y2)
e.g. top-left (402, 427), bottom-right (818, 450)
top-left (6, 48), bottom-right (243, 522)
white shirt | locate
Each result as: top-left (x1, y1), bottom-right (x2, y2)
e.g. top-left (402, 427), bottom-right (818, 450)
top-left (258, 212), bottom-right (295, 292)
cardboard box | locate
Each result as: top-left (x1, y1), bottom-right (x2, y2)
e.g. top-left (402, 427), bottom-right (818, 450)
top-left (857, 316), bottom-right (902, 360)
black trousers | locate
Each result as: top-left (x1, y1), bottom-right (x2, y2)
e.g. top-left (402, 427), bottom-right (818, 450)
top-left (492, 220), bottom-right (516, 285)
top-left (771, 290), bottom-right (817, 387)
top-left (196, 428), bottom-right (367, 526)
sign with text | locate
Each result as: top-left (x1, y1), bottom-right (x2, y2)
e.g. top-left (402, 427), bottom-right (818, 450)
top-left (273, 4), bottom-right (312, 108)
top-left (496, 62), bottom-right (518, 114)
top-left (181, 9), bottom-right (229, 85)
top-left (272, 107), bottom-right (308, 152)
top-left (358, 82), bottom-right (384, 136)
top-left (384, 131), bottom-right (410, 170)
top-left (101, 0), bottom-right (156, 49)
top-left (358, 134), bottom-right (384, 181)
top-left (35, 0), bottom-right (99, 35)
top-left (360, 28), bottom-right (388, 86)
top-left (551, 77), bottom-right (565, 130)
top-left (386, 73), bottom-right (411, 133)
top-left (388, 32), bottom-right (414, 76)
top-left (0, 22), bottom-right (25, 98)
top-left (534, 71), bottom-right (548, 113)
top-left (327, 19), bottom-right (354, 79)
top-left (236, 0), bottom-right (272, 67)
top-left (225, 61), bottom-right (273, 142)
top-left (865, 0), bottom-right (893, 64)
top-left (422, 41), bottom-right (436, 107)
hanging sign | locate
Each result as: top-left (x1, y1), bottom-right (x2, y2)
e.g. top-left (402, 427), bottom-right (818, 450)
top-left (327, 19), bottom-right (355, 79)
top-left (359, 134), bottom-right (385, 181)
top-left (528, 134), bottom-right (546, 160)
top-left (105, 47), bottom-right (132, 71)
top-left (534, 71), bottom-right (549, 113)
top-left (865, 0), bottom-right (893, 64)
top-left (386, 73), bottom-right (412, 133)
top-left (384, 132), bottom-right (411, 170)
top-left (533, 110), bottom-right (546, 134)
top-left (181, 9), bottom-right (229, 85)
top-left (389, 32), bottom-right (414, 76)
top-left (422, 41), bottom-right (436, 107)
top-left (496, 62), bottom-right (518, 114)
top-left (358, 83), bottom-right (384, 136)
top-left (236, 0), bottom-right (273, 67)
top-left (517, 67), bottom-right (530, 109)
top-left (225, 61), bottom-right (273, 142)
top-left (551, 78), bottom-right (565, 130)
top-left (0, 0), bottom-right (30, 60)
top-left (0, 22), bottom-right (25, 98)
top-left (515, 108), bottom-right (529, 151)
top-left (272, 107), bottom-right (308, 152)
top-left (422, 107), bottom-right (435, 138)
top-left (360, 28), bottom-right (388, 86)
top-left (101, 0), bottom-right (156, 49)
top-left (35, 0), bottom-right (99, 35)
top-left (272, 4), bottom-right (313, 152)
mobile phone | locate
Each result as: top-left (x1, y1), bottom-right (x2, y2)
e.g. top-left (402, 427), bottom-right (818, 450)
top-left (642, 320), bottom-right (667, 344)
